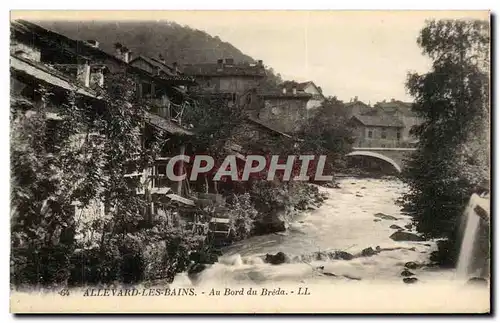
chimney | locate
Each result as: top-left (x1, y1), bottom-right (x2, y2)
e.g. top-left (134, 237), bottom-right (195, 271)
top-left (77, 60), bottom-right (91, 87)
top-left (391, 98), bottom-right (395, 102)
top-left (90, 66), bottom-right (105, 87)
top-left (114, 42), bottom-right (123, 60)
top-left (86, 40), bottom-right (99, 48)
top-left (354, 96), bottom-right (358, 102)
top-left (158, 54), bottom-right (166, 64)
top-left (217, 59), bottom-right (224, 71)
top-left (123, 50), bottom-right (131, 63)
top-left (225, 58), bottom-right (234, 65)
top-left (257, 60), bottom-right (263, 67)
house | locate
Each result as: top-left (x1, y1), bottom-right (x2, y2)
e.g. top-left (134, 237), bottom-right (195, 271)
top-left (182, 58), bottom-right (266, 96)
top-left (10, 20), bottom-right (198, 224)
top-left (344, 98), bottom-right (373, 118)
top-left (374, 99), bottom-right (422, 143)
top-left (256, 85), bottom-right (312, 134)
top-left (348, 114), bottom-right (405, 148)
top-left (295, 81), bottom-right (326, 110)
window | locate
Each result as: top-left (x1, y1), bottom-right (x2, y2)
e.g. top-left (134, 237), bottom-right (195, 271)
top-left (397, 130), bottom-right (401, 141)
top-left (381, 128), bottom-right (387, 139)
top-left (367, 129), bottom-right (373, 138)
top-left (141, 82), bottom-right (152, 98)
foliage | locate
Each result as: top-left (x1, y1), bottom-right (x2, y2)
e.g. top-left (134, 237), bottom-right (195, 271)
top-left (296, 99), bottom-right (355, 173)
top-left (37, 20), bottom-right (253, 65)
top-left (183, 94), bottom-right (245, 158)
top-left (226, 193), bottom-right (259, 241)
top-left (400, 19), bottom-right (490, 265)
top-left (10, 71), bottom-right (177, 287)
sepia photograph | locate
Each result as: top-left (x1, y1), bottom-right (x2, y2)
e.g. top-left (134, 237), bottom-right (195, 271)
top-left (8, 9), bottom-right (491, 313)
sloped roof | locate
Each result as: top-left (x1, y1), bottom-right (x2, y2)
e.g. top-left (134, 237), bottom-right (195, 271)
top-left (143, 111), bottom-right (194, 136)
top-left (375, 100), bottom-right (416, 117)
top-left (258, 90), bottom-right (312, 100)
top-left (11, 54), bottom-right (99, 99)
top-left (345, 100), bottom-right (371, 108)
top-left (246, 116), bottom-right (292, 138)
top-left (130, 55), bottom-right (175, 75)
top-left (351, 114), bottom-right (404, 128)
top-left (182, 62), bottom-right (266, 77)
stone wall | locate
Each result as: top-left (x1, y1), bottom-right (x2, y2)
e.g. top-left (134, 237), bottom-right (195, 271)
top-left (258, 97), bottom-right (308, 133)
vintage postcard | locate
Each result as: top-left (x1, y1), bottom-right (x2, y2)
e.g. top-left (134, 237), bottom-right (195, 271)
top-left (9, 10), bottom-right (490, 313)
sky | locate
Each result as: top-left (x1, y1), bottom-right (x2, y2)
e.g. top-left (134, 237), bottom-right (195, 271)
top-left (14, 10), bottom-right (490, 104)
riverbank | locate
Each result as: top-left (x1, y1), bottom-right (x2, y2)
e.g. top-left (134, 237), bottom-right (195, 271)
top-left (178, 177), bottom-right (461, 286)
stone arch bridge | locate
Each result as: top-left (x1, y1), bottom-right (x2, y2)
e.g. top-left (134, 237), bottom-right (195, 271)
top-left (346, 147), bottom-right (417, 173)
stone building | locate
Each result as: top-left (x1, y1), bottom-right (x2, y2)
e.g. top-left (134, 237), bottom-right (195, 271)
top-left (295, 81), bottom-right (326, 110)
top-left (348, 114), bottom-right (405, 148)
top-left (182, 58), bottom-right (266, 95)
top-left (256, 86), bottom-right (312, 134)
top-left (374, 99), bottom-right (422, 143)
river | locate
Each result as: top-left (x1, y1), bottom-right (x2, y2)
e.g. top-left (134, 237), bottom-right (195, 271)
top-left (166, 177), bottom-right (489, 312)
top-left (174, 177), bottom-right (463, 285)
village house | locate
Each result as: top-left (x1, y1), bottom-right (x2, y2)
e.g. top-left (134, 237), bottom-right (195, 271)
top-left (255, 84), bottom-right (312, 134)
top-left (374, 99), bottom-right (422, 143)
top-left (181, 58), bottom-right (266, 103)
top-left (344, 97), bottom-right (373, 118)
top-left (294, 81), bottom-right (326, 110)
top-left (10, 20), bottom-right (198, 224)
top-left (348, 113), bottom-right (405, 148)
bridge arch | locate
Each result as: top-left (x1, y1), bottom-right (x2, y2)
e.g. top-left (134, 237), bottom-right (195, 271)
top-left (346, 151), bottom-right (402, 173)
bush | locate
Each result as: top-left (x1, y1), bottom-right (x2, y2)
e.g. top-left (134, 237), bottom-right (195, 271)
top-left (11, 244), bottom-right (73, 288)
top-left (227, 193), bottom-right (259, 241)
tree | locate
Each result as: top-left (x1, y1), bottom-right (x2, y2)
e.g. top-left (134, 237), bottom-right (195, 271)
top-left (296, 99), bottom-right (355, 175)
top-left (10, 71), bottom-right (173, 286)
top-left (400, 19), bottom-right (490, 266)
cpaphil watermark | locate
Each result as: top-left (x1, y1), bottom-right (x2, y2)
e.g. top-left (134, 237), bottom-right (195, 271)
top-left (162, 154), bottom-right (333, 182)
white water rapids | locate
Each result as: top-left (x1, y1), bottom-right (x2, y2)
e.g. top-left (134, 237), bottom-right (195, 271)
top-left (173, 178), bottom-right (476, 285)
top-left (166, 178), bottom-right (489, 312)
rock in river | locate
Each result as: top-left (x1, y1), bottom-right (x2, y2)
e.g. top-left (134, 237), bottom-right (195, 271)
top-left (467, 277), bottom-right (488, 287)
top-left (390, 231), bottom-right (425, 242)
top-left (390, 224), bottom-right (403, 230)
top-left (187, 263), bottom-right (207, 275)
top-left (404, 261), bottom-right (420, 269)
top-left (333, 251), bottom-right (354, 260)
top-left (401, 269), bottom-right (415, 277)
top-left (265, 252), bottom-right (288, 265)
top-left (361, 247), bottom-right (377, 257)
top-left (374, 213), bottom-right (399, 221)
top-left (403, 277), bottom-right (418, 284)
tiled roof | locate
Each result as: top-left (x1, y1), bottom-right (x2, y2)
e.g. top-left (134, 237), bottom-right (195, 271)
top-left (182, 63), bottom-right (266, 77)
top-left (258, 90), bottom-right (312, 100)
top-left (143, 111), bottom-right (194, 136)
top-left (130, 55), bottom-right (176, 76)
top-left (10, 54), bottom-right (99, 99)
top-left (375, 100), bottom-right (416, 117)
top-left (282, 81), bottom-right (310, 92)
top-left (246, 116), bottom-right (292, 138)
top-left (351, 114), bottom-right (404, 128)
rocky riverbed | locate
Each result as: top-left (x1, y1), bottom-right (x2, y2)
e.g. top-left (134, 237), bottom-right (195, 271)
top-left (172, 177), bottom-right (471, 286)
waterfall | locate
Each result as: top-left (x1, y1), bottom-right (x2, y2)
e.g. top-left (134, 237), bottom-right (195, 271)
top-left (456, 194), bottom-right (489, 278)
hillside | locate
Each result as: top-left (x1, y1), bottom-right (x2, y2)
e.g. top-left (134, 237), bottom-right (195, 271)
top-left (33, 20), bottom-right (254, 66)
